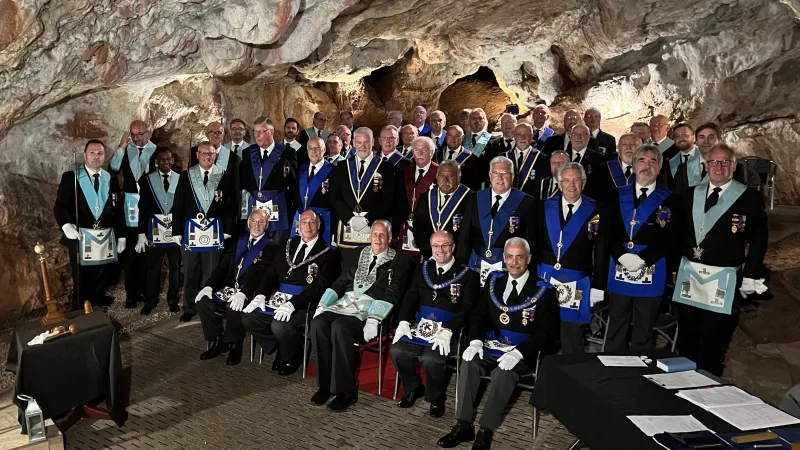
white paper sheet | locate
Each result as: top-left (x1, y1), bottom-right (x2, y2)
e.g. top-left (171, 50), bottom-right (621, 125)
top-left (627, 415), bottom-right (710, 437)
top-left (710, 403), bottom-right (800, 431)
top-left (676, 386), bottom-right (762, 410)
top-left (643, 371), bottom-right (720, 390)
top-left (597, 355), bottom-right (648, 367)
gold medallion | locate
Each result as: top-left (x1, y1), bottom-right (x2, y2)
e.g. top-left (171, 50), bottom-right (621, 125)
top-left (354, 205), bottom-right (362, 213)
top-left (485, 249), bottom-right (493, 258)
top-left (522, 319), bottom-right (528, 326)
top-left (731, 225), bottom-right (737, 233)
top-left (509, 226), bottom-right (516, 233)
top-left (554, 262), bottom-right (562, 270)
top-left (627, 241), bottom-right (635, 249)
top-left (306, 275), bottom-right (314, 284)
top-left (257, 192), bottom-right (262, 199)
top-left (499, 312), bottom-right (510, 325)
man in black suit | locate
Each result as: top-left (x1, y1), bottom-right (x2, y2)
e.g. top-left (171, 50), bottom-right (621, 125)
top-left (567, 124), bottom-right (607, 178)
top-left (325, 134), bottom-right (347, 166)
top-left (542, 110), bottom-right (601, 155)
top-left (423, 109), bottom-right (447, 149)
top-left (605, 145), bottom-right (682, 352)
top-left (194, 208), bottom-right (275, 365)
top-left (525, 150), bottom-right (569, 200)
top-left (437, 238), bottom-right (559, 450)
top-left (172, 141), bottom-right (238, 322)
top-left (190, 122), bottom-right (242, 184)
top-left (392, 231), bottom-right (478, 417)
top-left (631, 121), bottom-right (651, 144)
top-left (585, 133), bottom-right (641, 204)
top-left (666, 122), bottom-right (701, 195)
top-left (298, 111), bottom-right (329, 147)
top-left (377, 125), bottom-right (410, 173)
top-left (309, 220), bottom-right (410, 412)
top-left (433, 125), bottom-right (482, 191)
top-left (393, 137), bottom-right (438, 261)
top-left (531, 104), bottom-right (555, 150)
top-left (239, 116), bottom-right (298, 243)
top-left (536, 162), bottom-right (608, 354)
top-left (335, 125), bottom-right (355, 158)
top-left (584, 107), bottom-right (617, 156)
top-left (674, 144), bottom-right (768, 375)
top-left (398, 124), bottom-right (419, 159)
top-left (54, 139), bottom-right (126, 311)
top-left (501, 123), bottom-right (550, 192)
top-left (225, 118), bottom-right (250, 157)
top-left (485, 113), bottom-right (518, 163)
top-left (648, 115), bottom-right (677, 156)
top-left (456, 156), bottom-right (536, 286)
top-left (339, 110), bottom-right (358, 135)
top-left (292, 137), bottom-right (336, 245)
top-left (242, 209), bottom-right (340, 375)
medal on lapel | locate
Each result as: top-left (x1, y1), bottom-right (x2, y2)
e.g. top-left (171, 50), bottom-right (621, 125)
top-left (656, 206), bottom-right (672, 228)
top-left (587, 214), bottom-right (600, 239)
top-left (452, 214), bottom-right (461, 232)
top-left (111, 192), bottom-right (117, 207)
top-left (693, 246), bottom-right (704, 260)
top-left (214, 190), bottom-right (222, 202)
top-left (372, 176), bottom-right (382, 193)
top-left (509, 215), bottom-right (520, 234)
top-left (321, 179), bottom-right (329, 194)
top-left (529, 169), bottom-right (536, 180)
top-left (388, 268), bottom-right (393, 285)
top-left (731, 214), bottom-right (746, 233)
top-left (307, 263), bottom-right (318, 284)
top-left (450, 284), bottom-right (461, 304)
top-left (522, 308), bottom-right (530, 326)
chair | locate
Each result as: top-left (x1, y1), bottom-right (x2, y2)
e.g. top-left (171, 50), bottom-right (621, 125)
top-left (357, 318), bottom-right (389, 395)
top-left (249, 308), bottom-right (313, 379)
top-left (588, 303), bottom-right (609, 349)
top-left (739, 156), bottom-right (776, 210)
top-left (653, 313), bottom-right (679, 353)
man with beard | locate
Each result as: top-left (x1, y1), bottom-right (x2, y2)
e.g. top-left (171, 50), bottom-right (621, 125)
top-left (412, 105), bottom-right (431, 136)
top-left (423, 109), bottom-right (447, 149)
top-left (398, 124), bottom-right (419, 160)
top-left (299, 112), bottom-right (329, 147)
top-left (394, 137), bottom-right (438, 261)
top-left (527, 150), bottom-right (570, 200)
top-left (226, 118), bottom-right (250, 156)
top-left (667, 122), bottom-right (702, 195)
top-left (531, 105), bottom-right (555, 150)
top-left (584, 107), bottom-right (617, 156)
top-left (586, 133), bottom-right (642, 203)
top-left (433, 125), bottom-right (481, 191)
top-left (691, 123), bottom-right (760, 188)
top-left (283, 117), bottom-right (304, 154)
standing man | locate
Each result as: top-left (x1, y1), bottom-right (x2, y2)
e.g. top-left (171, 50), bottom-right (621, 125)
top-left (413, 105), bottom-right (431, 136)
top-left (543, 110), bottom-right (600, 155)
top-left (585, 133), bottom-right (641, 203)
top-left (136, 147), bottom-right (182, 315)
top-left (501, 123), bottom-right (550, 192)
top-left (464, 108), bottom-right (493, 157)
top-left (173, 141), bottom-right (238, 322)
top-left (536, 162), bottom-right (607, 354)
top-left (526, 150), bottom-right (570, 200)
top-left (458, 109), bottom-right (472, 144)
top-left (283, 117), bottom-right (304, 154)
top-left (531, 105), bottom-right (555, 150)
top-left (190, 122), bottom-right (241, 202)
top-left (667, 122), bottom-right (702, 195)
top-left (584, 107), bottom-right (617, 156)
top-left (674, 144), bottom-right (768, 375)
top-left (110, 120), bottom-right (157, 308)
top-left (486, 113), bottom-right (518, 163)
top-left (387, 110), bottom-right (403, 128)
top-left (339, 110), bottom-right (358, 134)
top-left (631, 122), bottom-right (651, 144)
top-left (394, 137), bottom-right (438, 260)
top-left (310, 221), bottom-right (409, 411)
top-left (55, 139), bottom-right (125, 310)
top-left (299, 112), bottom-right (329, 147)
top-left (335, 125), bottom-right (355, 158)
top-left (226, 118), bottom-right (250, 156)
top-left (648, 115), bottom-right (677, 156)
top-left (325, 134), bottom-right (347, 165)
top-left (568, 124), bottom-right (606, 177)
top-left (605, 145), bottom-right (681, 352)
top-left (457, 156), bottom-right (536, 286)
top-left (423, 110), bottom-right (447, 149)
top-left (433, 125), bottom-right (481, 190)
top-left (392, 231), bottom-right (478, 417)
top-left (378, 125), bottom-right (411, 173)
top-left (293, 137), bottom-right (335, 245)
top-left (240, 116), bottom-right (298, 243)
top-left (398, 124), bottom-right (419, 159)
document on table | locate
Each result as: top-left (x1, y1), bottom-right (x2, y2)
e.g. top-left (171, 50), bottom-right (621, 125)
top-left (627, 415), bottom-right (710, 437)
top-left (710, 403), bottom-right (800, 431)
top-left (643, 371), bottom-right (720, 390)
top-left (676, 386), bottom-right (762, 410)
top-left (597, 355), bottom-right (648, 367)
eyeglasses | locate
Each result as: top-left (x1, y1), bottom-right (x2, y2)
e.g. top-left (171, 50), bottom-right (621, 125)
top-left (314, 116), bottom-right (328, 122)
top-left (130, 132), bottom-right (147, 139)
top-left (206, 130), bottom-right (223, 136)
top-left (197, 152), bottom-right (216, 157)
top-left (513, 133), bottom-right (532, 138)
top-left (490, 171), bottom-right (512, 178)
top-left (431, 244), bottom-right (454, 250)
top-left (230, 127), bottom-right (247, 132)
top-left (248, 219), bottom-right (267, 226)
top-left (706, 160), bottom-right (733, 167)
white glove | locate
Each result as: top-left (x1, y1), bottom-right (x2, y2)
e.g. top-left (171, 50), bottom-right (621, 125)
top-left (195, 286), bottom-right (213, 303)
top-left (497, 349), bottom-right (523, 371)
top-left (462, 340), bottom-right (484, 362)
top-left (313, 303), bottom-right (324, 318)
top-left (274, 301), bottom-right (295, 322)
top-left (173, 235), bottom-right (182, 245)
top-left (223, 233), bottom-right (231, 240)
top-left (392, 321), bottom-right (413, 344)
top-left (62, 223), bottom-right (80, 240)
top-left (229, 292), bottom-right (246, 312)
top-left (431, 328), bottom-right (453, 357)
top-left (27, 330), bottom-right (58, 346)
top-left (243, 294), bottom-right (266, 313)
top-left (135, 233), bottom-right (148, 253)
top-left (117, 237), bottom-right (127, 254)
top-left (618, 253), bottom-right (645, 272)
top-left (740, 277), bottom-right (768, 296)
top-left (363, 318), bottom-right (379, 342)
top-left (590, 288), bottom-right (604, 306)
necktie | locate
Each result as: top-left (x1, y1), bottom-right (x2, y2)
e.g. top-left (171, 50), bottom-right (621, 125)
top-left (203, 170), bottom-right (209, 186)
top-left (516, 151), bottom-right (524, 171)
top-left (471, 134), bottom-right (477, 147)
top-left (491, 195), bottom-right (502, 218)
top-left (294, 243), bottom-right (307, 265)
top-left (683, 154), bottom-right (689, 165)
top-left (701, 163), bottom-right (707, 179)
top-left (308, 165), bottom-right (316, 182)
top-left (507, 279), bottom-right (520, 304)
top-left (163, 173), bottom-right (170, 191)
top-left (443, 194), bottom-right (450, 204)
top-left (624, 165), bottom-right (632, 178)
top-left (368, 255), bottom-right (378, 273)
top-left (93, 173), bottom-right (100, 192)
top-left (446, 149), bottom-right (454, 161)
top-left (573, 153), bottom-right (581, 163)
top-left (233, 144), bottom-right (239, 154)
top-left (705, 187), bottom-right (722, 212)
top-left (359, 160), bottom-right (366, 178)
top-left (317, 130), bottom-right (322, 137)
top-left (416, 168), bottom-right (424, 185)
top-left (382, 156), bottom-right (388, 163)
top-left (137, 146), bottom-right (144, 157)
top-left (534, 129), bottom-right (540, 142)
top-left (566, 203), bottom-right (574, 222)
top-left (637, 188), bottom-right (648, 206)
top-left (505, 139), bottom-right (513, 152)
top-left (437, 267), bottom-right (445, 277)
top-left (248, 238), bottom-right (255, 250)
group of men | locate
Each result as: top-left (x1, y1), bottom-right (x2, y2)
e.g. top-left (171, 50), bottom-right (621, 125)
top-left (53, 104), bottom-right (768, 450)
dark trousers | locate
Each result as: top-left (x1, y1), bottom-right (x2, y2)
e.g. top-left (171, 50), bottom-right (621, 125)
top-left (196, 298), bottom-right (246, 343)
top-left (122, 228), bottom-right (146, 305)
top-left (144, 246), bottom-right (182, 308)
top-left (310, 312), bottom-right (364, 394)
top-left (605, 293), bottom-right (662, 352)
top-left (455, 355), bottom-right (531, 431)
top-left (182, 249), bottom-right (221, 316)
top-left (65, 241), bottom-right (113, 311)
top-left (560, 321), bottom-right (586, 354)
top-left (241, 310), bottom-right (308, 363)
top-left (676, 303), bottom-right (739, 376)
top-left (391, 340), bottom-right (450, 401)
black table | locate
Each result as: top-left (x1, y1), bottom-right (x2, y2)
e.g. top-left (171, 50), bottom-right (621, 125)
top-left (531, 351), bottom-right (738, 450)
top-left (5, 311), bottom-right (127, 432)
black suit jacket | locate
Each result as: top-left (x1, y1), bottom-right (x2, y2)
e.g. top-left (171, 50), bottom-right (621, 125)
top-left (380, 153), bottom-right (412, 175)
top-left (205, 236), bottom-right (278, 299)
top-left (171, 168), bottom-right (238, 237)
top-left (413, 188), bottom-right (474, 261)
top-left (585, 159), bottom-right (635, 204)
top-left (393, 164), bottom-right (438, 235)
top-left (239, 143), bottom-right (299, 216)
top-left (467, 273), bottom-right (560, 363)
top-left (331, 249), bottom-right (411, 307)
top-left (54, 170), bottom-right (124, 245)
top-left (522, 177), bottom-right (559, 201)
top-left (398, 260), bottom-right (479, 334)
top-left (542, 133), bottom-right (600, 156)
top-left (189, 146), bottom-right (242, 199)
top-left (669, 160), bottom-right (760, 196)
top-left (109, 145), bottom-right (158, 193)
top-left (330, 156), bottom-right (396, 226)
top-left (435, 148), bottom-right (482, 191)
top-left (569, 147), bottom-right (607, 178)
top-left (594, 129), bottom-right (617, 156)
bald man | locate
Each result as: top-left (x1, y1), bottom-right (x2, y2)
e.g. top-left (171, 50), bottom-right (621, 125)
top-left (542, 110), bottom-right (601, 156)
top-left (531, 105), bottom-right (555, 149)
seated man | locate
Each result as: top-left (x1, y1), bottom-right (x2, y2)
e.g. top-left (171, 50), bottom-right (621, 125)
top-left (438, 238), bottom-right (558, 450)
top-left (195, 208), bottom-right (276, 365)
top-left (309, 220), bottom-right (410, 412)
top-left (391, 231), bottom-right (479, 417)
top-left (241, 210), bottom-right (339, 375)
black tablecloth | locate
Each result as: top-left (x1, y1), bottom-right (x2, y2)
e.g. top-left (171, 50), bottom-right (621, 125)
top-left (5, 311), bottom-right (127, 431)
top-left (531, 350), bottom-right (738, 450)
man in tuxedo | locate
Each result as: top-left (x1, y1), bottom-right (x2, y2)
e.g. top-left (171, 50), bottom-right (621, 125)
top-left (378, 125), bottom-right (410, 172)
top-left (631, 122), bottom-right (651, 144)
top-left (291, 137), bottom-right (336, 244)
top-left (309, 220), bottom-right (410, 411)
top-left (398, 124), bottom-right (419, 159)
top-left (531, 104), bottom-right (555, 150)
top-left (605, 145), bottom-right (682, 352)
top-left (299, 111), bottom-right (329, 147)
top-left (648, 115), bottom-right (677, 156)
top-left (392, 231), bottom-right (479, 417)
top-left (242, 209), bottom-right (340, 375)
top-left (500, 123), bottom-right (550, 192)
top-left (584, 107), bottom-right (617, 156)
top-left (387, 110), bottom-right (403, 128)
top-left (585, 133), bottom-right (641, 203)
top-left (325, 134), bottom-right (347, 165)
top-left (394, 137), bottom-right (438, 261)
top-left (339, 110), bottom-right (357, 134)
top-left (335, 125), bottom-right (354, 158)
top-left (674, 144), bottom-right (768, 375)
top-left (424, 109), bottom-right (447, 149)
top-left (437, 238), bottom-right (559, 450)
top-left (486, 113), bottom-right (517, 161)
top-left (191, 122), bottom-right (241, 200)
top-left (412, 105), bottom-right (431, 136)
top-left (693, 123), bottom-right (760, 188)
top-left (666, 122), bottom-right (701, 195)
top-left (54, 139), bottom-right (126, 310)
top-left (536, 162), bottom-right (608, 354)
top-left (568, 124), bottom-right (607, 177)
top-left (526, 150), bottom-right (569, 200)
top-left (433, 125), bottom-right (481, 190)
top-left (542, 110), bottom-right (600, 155)
top-left (226, 118), bottom-right (250, 157)
top-left (283, 117), bottom-right (305, 160)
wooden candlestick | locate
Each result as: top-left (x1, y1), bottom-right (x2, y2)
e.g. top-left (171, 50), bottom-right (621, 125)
top-left (36, 243), bottom-right (66, 327)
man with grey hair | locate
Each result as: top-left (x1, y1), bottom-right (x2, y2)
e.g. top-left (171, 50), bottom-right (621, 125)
top-left (647, 114), bottom-right (677, 155)
top-left (335, 124), bottom-right (355, 159)
top-left (499, 122), bottom-right (551, 192)
top-left (310, 219), bottom-right (410, 411)
top-left (412, 105), bottom-right (431, 136)
top-left (378, 125), bottom-right (411, 173)
top-left (398, 124), bottom-right (419, 159)
top-left (394, 136), bottom-right (438, 260)
top-left (438, 237), bottom-right (559, 449)
top-left (293, 136), bottom-right (335, 245)
top-left (605, 144), bottom-right (681, 352)
top-left (584, 107), bottom-right (617, 156)
top-left (423, 109), bottom-right (447, 149)
top-left (387, 110), bottom-right (403, 128)
top-left (457, 156), bottom-right (536, 286)
top-left (568, 123), bottom-right (606, 177)
top-left (528, 149), bottom-right (569, 200)
top-left (434, 125), bottom-right (481, 190)
top-left (631, 121), bottom-right (651, 144)
top-left (535, 162), bottom-right (608, 354)
top-left (299, 111), bottom-right (330, 147)
top-left (586, 132), bottom-right (643, 203)
top-left (543, 109), bottom-right (601, 155)
top-left (465, 108), bottom-right (492, 157)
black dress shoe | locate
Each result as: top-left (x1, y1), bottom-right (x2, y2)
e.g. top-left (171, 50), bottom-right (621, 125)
top-left (327, 391), bottom-right (358, 412)
top-left (271, 359), bottom-right (282, 371)
top-left (226, 340), bottom-right (244, 366)
top-left (430, 394), bottom-right (446, 418)
top-left (397, 385), bottom-right (425, 408)
top-left (140, 305), bottom-right (155, 315)
top-left (168, 305), bottom-right (181, 313)
top-left (471, 427), bottom-right (494, 450)
top-left (200, 337), bottom-right (229, 360)
top-left (179, 313), bottom-right (194, 322)
top-left (310, 389), bottom-right (331, 406)
top-left (437, 420), bottom-right (475, 448)
top-left (278, 361), bottom-right (300, 376)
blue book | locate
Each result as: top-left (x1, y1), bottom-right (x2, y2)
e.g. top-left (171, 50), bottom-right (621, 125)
top-left (657, 357), bottom-right (697, 373)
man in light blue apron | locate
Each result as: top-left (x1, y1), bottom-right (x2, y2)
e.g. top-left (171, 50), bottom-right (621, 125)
top-left (464, 108), bottom-right (492, 158)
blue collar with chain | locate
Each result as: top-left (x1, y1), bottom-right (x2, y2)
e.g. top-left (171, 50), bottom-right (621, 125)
top-left (488, 273), bottom-right (548, 313)
top-left (422, 259), bottom-right (470, 290)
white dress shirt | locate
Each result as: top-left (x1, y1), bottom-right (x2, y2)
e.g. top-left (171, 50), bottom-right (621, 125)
top-left (561, 196), bottom-right (583, 220)
top-left (435, 257), bottom-right (456, 275)
top-left (260, 142), bottom-right (276, 159)
top-left (308, 160), bottom-right (324, 178)
top-left (572, 148), bottom-right (587, 162)
top-left (707, 179), bottom-right (733, 198)
top-left (248, 233), bottom-right (266, 248)
top-left (491, 189), bottom-right (512, 209)
top-left (502, 270), bottom-right (530, 304)
top-left (293, 235), bottom-right (319, 261)
top-left (634, 182), bottom-right (657, 199)
top-left (84, 165), bottom-right (101, 177)
top-left (415, 162), bottom-right (432, 181)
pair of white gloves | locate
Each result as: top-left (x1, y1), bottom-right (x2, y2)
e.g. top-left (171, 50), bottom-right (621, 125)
top-left (194, 287), bottom-right (294, 319)
top-left (62, 224), bottom-right (127, 253)
top-left (462, 340), bottom-right (523, 371)
top-left (133, 232), bottom-right (231, 253)
top-left (392, 321), bottom-right (453, 356)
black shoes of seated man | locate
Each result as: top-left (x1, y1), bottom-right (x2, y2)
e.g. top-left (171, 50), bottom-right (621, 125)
top-left (437, 420), bottom-right (475, 448)
top-left (200, 336), bottom-right (229, 360)
top-left (470, 427), bottom-right (494, 449)
top-left (327, 391), bottom-right (358, 412)
top-left (179, 313), bottom-right (194, 322)
top-left (310, 389), bottom-right (331, 406)
top-left (430, 395), bottom-right (446, 418)
top-left (398, 385), bottom-right (425, 408)
top-left (226, 340), bottom-right (244, 365)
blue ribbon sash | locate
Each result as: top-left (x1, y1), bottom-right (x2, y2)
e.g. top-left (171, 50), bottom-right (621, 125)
top-left (692, 180), bottom-right (746, 245)
top-left (147, 171), bottom-right (178, 214)
top-left (400, 306), bottom-right (456, 347)
top-left (608, 157), bottom-right (634, 188)
top-left (257, 283), bottom-right (309, 316)
top-left (248, 144), bottom-right (286, 191)
top-left (429, 185), bottom-right (469, 231)
top-left (77, 168), bottom-right (110, 222)
top-left (299, 162), bottom-right (334, 211)
top-left (483, 329), bottom-right (530, 359)
top-left (544, 195), bottom-right (596, 260)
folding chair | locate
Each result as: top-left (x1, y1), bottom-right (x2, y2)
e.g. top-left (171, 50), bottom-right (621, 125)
top-left (587, 303), bottom-right (609, 348)
top-left (357, 318), bottom-right (389, 395)
top-left (249, 308), bottom-right (313, 378)
top-left (653, 312), bottom-right (679, 353)
top-left (740, 156), bottom-right (776, 210)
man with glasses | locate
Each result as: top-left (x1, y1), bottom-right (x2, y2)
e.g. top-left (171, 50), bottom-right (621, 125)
top-left (190, 122), bottom-right (241, 193)
top-left (422, 110), bottom-right (447, 149)
top-left (585, 133), bottom-right (643, 203)
top-left (497, 123), bottom-right (550, 192)
top-left (292, 137), bottom-right (335, 245)
top-left (568, 123), bottom-right (607, 177)
top-left (412, 105), bottom-right (431, 136)
top-left (457, 156), bottom-right (536, 286)
top-left (226, 119), bottom-right (250, 156)
top-left (433, 125), bottom-right (481, 190)
top-left (392, 231), bottom-right (478, 418)
top-left (528, 150), bottom-right (570, 200)
top-left (394, 137), bottom-right (438, 261)
top-left (378, 125), bottom-right (410, 173)
top-left (674, 144), bottom-right (768, 375)
top-left (299, 111), bottom-right (329, 147)
top-left (543, 110), bottom-right (601, 155)
top-left (648, 115), bottom-right (678, 156)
